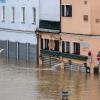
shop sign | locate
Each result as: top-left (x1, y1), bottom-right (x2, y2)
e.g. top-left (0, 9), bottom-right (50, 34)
top-left (80, 42), bottom-right (90, 52)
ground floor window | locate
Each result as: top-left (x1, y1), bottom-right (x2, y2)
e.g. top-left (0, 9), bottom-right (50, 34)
top-left (73, 42), bottom-right (80, 55)
top-left (62, 41), bottom-right (70, 53)
top-left (40, 38), bottom-right (49, 50)
top-left (54, 40), bottom-right (59, 51)
top-left (40, 38), bottom-right (43, 50)
top-left (45, 39), bottom-right (49, 50)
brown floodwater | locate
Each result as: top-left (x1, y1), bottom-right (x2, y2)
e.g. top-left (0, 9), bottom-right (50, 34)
top-left (0, 59), bottom-right (100, 100)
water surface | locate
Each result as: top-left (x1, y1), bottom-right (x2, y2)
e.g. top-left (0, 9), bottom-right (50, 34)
top-left (0, 60), bottom-right (100, 100)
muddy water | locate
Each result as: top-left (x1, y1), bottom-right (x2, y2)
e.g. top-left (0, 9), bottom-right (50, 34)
top-left (0, 60), bottom-right (100, 100)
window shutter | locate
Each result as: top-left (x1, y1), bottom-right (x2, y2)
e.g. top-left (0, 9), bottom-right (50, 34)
top-left (62, 41), bottom-right (65, 53)
top-left (62, 5), bottom-right (64, 17)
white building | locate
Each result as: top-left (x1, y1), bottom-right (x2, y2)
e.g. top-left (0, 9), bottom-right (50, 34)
top-left (0, 0), bottom-right (60, 63)
top-left (0, 0), bottom-right (39, 44)
top-left (0, 0), bottom-right (60, 44)
top-left (39, 0), bottom-right (60, 21)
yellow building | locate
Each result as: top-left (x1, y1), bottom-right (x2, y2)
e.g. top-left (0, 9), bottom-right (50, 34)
top-left (37, 0), bottom-right (100, 73)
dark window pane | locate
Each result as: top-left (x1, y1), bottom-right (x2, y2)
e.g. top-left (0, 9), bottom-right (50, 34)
top-left (62, 5), bottom-right (64, 16)
top-left (74, 42), bottom-right (80, 55)
top-left (41, 38), bottom-right (43, 50)
top-left (54, 40), bottom-right (59, 51)
top-left (66, 5), bottom-right (72, 17)
top-left (62, 41), bottom-right (65, 52)
top-left (45, 39), bottom-right (49, 50)
top-left (66, 42), bottom-right (70, 53)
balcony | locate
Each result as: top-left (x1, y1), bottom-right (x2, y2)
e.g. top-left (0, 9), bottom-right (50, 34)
top-left (36, 20), bottom-right (60, 33)
top-left (41, 50), bottom-right (88, 61)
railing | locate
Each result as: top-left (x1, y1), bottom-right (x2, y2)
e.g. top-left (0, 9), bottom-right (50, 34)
top-left (60, 53), bottom-right (88, 61)
top-left (41, 49), bottom-right (60, 57)
top-left (41, 49), bottom-right (88, 61)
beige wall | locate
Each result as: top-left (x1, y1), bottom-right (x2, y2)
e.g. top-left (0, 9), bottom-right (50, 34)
top-left (38, 32), bottom-right (60, 64)
top-left (91, 0), bottom-right (100, 34)
top-left (61, 33), bottom-right (100, 67)
top-left (39, 32), bottom-right (100, 68)
top-left (61, 0), bottom-right (91, 34)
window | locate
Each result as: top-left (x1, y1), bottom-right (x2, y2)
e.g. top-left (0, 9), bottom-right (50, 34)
top-left (83, 15), bottom-right (88, 22)
top-left (66, 5), bottom-right (72, 17)
top-left (61, 5), bottom-right (72, 17)
top-left (41, 38), bottom-right (43, 50)
top-left (62, 41), bottom-right (70, 53)
top-left (73, 42), bottom-right (80, 55)
top-left (45, 39), bottom-right (49, 50)
top-left (11, 7), bottom-right (15, 23)
top-left (1, 6), bottom-right (5, 22)
top-left (84, 1), bottom-right (87, 5)
top-left (21, 7), bottom-right (25, 24)
top-left (54, 40), bottom-right (59, 51)
top-left (96, 19), bottom-right (100, 23)
top-left (32, 7), bottom-right (36, 24)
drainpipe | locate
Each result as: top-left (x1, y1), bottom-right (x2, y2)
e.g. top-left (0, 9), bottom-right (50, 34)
top-left (59, 0), bottom-right (62, 62)
top-left (60, 0), bottom-right (61, 33)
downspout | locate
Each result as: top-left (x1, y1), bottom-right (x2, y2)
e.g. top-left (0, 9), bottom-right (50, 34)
top-left (60, 0), bottom-right (61, 33)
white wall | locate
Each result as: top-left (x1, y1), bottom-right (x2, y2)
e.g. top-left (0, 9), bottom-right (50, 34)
top-left (0, 0), bottom-right (60, 44)
top-left (0, 30), bottom-right (37, 44)
top-left (39, 0), bottom-right (60, 21)
top-left (0, 0), bottom-right (39, 31)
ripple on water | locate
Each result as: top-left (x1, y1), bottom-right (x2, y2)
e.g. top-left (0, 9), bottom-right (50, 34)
top-left (0, 61), bottom-right (100, 100)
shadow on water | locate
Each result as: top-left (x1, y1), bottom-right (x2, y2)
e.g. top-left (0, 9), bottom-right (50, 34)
top-left (0, 58), bottom-right (100, 100)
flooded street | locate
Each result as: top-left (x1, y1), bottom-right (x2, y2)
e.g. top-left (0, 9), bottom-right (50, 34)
top-left (0, 60), bottom-right (100, 100)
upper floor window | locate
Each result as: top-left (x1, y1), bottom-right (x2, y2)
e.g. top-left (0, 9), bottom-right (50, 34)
top-left (1, 6), bottom-right (5, 22)
top-left (21, 7), bottom-right (25, 24)
top-left (32, 7), bottom-right (36, 24)
top-left (61, 5), bottom-right (72, 17)
top-left (11, 7), bottom-right (15, 23)
top-left (83, 15), bottom-right (88, 22)
top-left (84, 1), bottom-right (88, 5)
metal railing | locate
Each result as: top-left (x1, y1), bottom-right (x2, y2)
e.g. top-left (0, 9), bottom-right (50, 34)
top-left (41, 49), bottom-right (88, 61)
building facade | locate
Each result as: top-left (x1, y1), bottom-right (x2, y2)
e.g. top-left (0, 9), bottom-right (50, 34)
top-left (0, 0), bottom-right (39, 41)
top-left (36, 0), bottom-right (60, 65)
top-left (37, 0), bottom-right (100, 72)
top-left (0, 0), bottom-right (39, 63)
top-left (61, 0), bottom-right (100, 72)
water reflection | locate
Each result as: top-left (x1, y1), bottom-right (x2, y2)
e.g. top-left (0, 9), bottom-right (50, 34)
top-left (36, 68), bottom-right (100, 100)
top-left (0, 59), bottom-right (100, 100)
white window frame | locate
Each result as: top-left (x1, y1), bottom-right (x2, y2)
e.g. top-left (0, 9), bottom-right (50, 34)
top-left (11, 7), bottom-right (15, 23)
top-left (21, 7), bottom-right (25, 24)
top-left (1, 6), bottom-right (5, 22)
top-left (32, 7), bottom-right (36, 24)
